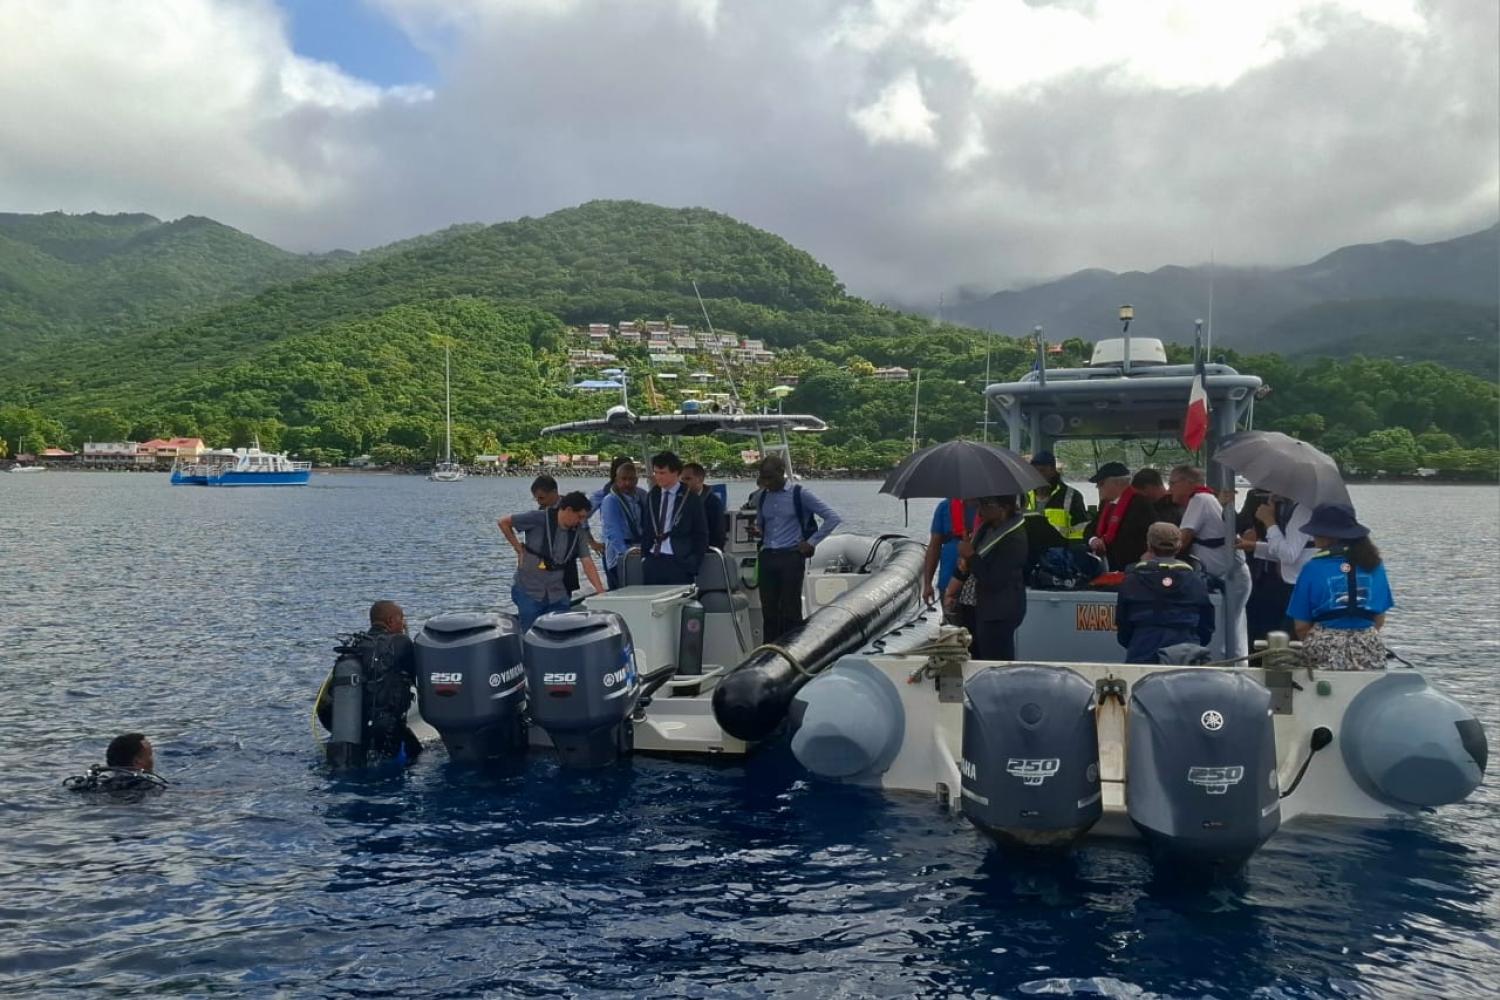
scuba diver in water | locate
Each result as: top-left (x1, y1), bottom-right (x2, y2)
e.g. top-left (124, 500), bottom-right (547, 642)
top-left (316, 600), bottom-right (421, 766)
top-left (64, 732), bottom-right (168, 796)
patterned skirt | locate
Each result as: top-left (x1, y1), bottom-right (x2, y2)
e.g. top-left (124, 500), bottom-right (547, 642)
top-left (1302, 624), bottom-right (1387, 671)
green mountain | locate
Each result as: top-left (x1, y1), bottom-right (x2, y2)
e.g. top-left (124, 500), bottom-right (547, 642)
top-left (1273, 299), bottom-right (1498, 378)
top-left (0, 201), bottom-right (1493, 479)
top-left (947, 223), bottom-right (1500, 354)
top-left (0, 211), bottom-right (344, 361)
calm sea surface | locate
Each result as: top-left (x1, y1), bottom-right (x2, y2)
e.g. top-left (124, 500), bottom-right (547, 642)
top-left (1, 474), bottom-right (1497, 998)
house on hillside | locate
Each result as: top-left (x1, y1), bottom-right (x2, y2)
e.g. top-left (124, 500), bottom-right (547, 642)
top-left (673, 335), bottom-right (696, 351)
top-left (873, 366), bottom-right (911, 381)
top-left (588, 323), bottom-right (610, 336)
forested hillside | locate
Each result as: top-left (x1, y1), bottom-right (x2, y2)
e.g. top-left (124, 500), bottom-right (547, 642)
top-left (0, 212), bottom-right (347, 360)
top-left (946, 223), bottom-right (1499, 355)
top-left (0, 201), bottom-right (1494, 479)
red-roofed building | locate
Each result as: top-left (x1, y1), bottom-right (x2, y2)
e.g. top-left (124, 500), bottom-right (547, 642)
top-left (40, 448), bottom-right (76, 462)
top-left (138, 437), bottom-right (206, 460)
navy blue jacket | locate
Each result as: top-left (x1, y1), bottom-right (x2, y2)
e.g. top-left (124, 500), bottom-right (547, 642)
top-left (1115, 558), bottom-right (1216, 664)
top-left (701, 488), bottom-right (727, 550)
top-left (646, 484), bottom-right (708, 575)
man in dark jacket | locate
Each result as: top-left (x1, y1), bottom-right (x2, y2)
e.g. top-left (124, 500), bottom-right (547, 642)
top-left (644, 451), bottom-right (709, 585)
top-left (1089, 466), bottom-right (1169, 569)
top-left (1115, 523), bottom-right (1216, 664)
top-left (681, 462), bottom-right (726, 550)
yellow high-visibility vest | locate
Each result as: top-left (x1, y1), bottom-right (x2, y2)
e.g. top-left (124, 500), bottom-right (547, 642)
top-left (1029, 484), bottom-right (1087, 540)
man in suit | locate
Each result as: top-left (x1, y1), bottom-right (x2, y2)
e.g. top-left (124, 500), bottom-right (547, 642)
top-left (681, 461), bottom-right (726, 550)
top-left (644, 450), bottom-right (708, 585)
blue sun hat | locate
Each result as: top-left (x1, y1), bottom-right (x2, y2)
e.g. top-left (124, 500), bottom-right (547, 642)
top-left (1303, 503), bottom-right (1369, 540)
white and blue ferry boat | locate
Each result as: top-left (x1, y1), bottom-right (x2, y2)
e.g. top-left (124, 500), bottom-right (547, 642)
top-left (170, 446), bottom-right (311, 487)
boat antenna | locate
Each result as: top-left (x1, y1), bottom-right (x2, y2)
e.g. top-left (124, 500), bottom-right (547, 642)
top-left (692, 279), bottom-right (765, 460)
top-left (443, 341), bottom-right (453, 464)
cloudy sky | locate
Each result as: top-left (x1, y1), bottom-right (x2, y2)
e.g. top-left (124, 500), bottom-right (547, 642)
top-left (2, 0), bottom-right (1495, 301)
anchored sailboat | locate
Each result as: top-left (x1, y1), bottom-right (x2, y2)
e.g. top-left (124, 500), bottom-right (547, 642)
top-left (429, 342), bottom-right (466, 483)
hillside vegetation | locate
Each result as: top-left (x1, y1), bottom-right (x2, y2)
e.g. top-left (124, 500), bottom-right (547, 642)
top-left (0, 201), bottom-right (1494, 479)
top-left (0, 212), bottom-right (357, 361)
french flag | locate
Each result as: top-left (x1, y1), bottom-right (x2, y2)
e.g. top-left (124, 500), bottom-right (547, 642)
top-left (1181, 327), bottom-right (1209, 452)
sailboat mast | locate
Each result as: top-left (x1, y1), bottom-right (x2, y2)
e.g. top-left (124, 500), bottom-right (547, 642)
top-left (910, 368), bottom-right (922, 454)
top-left (444, 343), bottom-right (453, 464)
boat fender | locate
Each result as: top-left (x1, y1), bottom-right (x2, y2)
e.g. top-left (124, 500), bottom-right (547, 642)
top-left (1340, 673), bottom-right (1486, 808)
top-left (789, 661), bottom-right (905, 780)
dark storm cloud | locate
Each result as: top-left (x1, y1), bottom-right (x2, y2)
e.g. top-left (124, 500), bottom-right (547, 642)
top-left (1, 0), bottom-right (1493, 302)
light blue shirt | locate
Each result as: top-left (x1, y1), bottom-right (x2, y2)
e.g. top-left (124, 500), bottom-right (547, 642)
top-left (757, 484), bottom-right (841, 550)
top-left (598, 487), bottom-right (648, 569)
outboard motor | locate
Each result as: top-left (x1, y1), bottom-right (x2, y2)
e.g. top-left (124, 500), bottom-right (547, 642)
top-left (1127, 669), bottom-right (1280, 863)
top-left (960, 665), bottom-right (1101, 847)
top-left (523, 610), bottom-right (640, 768)
top-left (415, 612), bottom-right (528, 763)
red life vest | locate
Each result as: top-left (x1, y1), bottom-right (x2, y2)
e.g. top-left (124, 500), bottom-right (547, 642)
top-left (947, 499), bottom-right (978, 541)
top-left (1098, 486), bottom-right (1137, 545)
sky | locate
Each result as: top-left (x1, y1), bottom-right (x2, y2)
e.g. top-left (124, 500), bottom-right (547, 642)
top-left (0, 0), bottom-right (1495, 302)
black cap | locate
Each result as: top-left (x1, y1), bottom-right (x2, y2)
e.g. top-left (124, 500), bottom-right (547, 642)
top-left (1088, 461), bottom-right (1131, 483)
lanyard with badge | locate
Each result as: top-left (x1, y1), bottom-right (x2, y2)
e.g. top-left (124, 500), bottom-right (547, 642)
top-left (537, 509), bottom-right (577, 571)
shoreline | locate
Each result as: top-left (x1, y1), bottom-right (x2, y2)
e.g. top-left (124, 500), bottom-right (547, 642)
top-left (8, 463), bottom-right (1496, 486)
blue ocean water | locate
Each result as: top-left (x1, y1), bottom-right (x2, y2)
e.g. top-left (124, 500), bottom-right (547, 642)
top-left (1, 474), bottom-right (1496, 998)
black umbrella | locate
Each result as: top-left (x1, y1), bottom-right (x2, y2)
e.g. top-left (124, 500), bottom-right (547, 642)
top-left (1215, 431), bottom-right (1351, 508)
top-left (880, 440), bottom-right (1047, 500)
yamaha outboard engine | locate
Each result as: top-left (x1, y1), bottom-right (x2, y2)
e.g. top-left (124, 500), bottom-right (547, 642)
top-left (1127, 669), bottom-right (1280, 863)
top-left (415, 612), bottom-right (528, 763)
top-left (961, 665), bottom-right (1101, 847)
top-left (523, 610), bottom-right (640, 768)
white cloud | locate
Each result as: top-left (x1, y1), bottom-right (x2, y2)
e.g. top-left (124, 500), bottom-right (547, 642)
top-left (0, 0), bottom-right (423, 212)
top-left (852, 70), bottom-right (939, 147)
top-left (0, 0), bottom-right (1490, 303)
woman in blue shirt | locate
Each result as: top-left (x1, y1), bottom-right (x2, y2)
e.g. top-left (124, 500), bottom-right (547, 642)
top-left (599, 460), bottom-right (649, 589)
top-left (1287, 503), bottom-right (1393, 671)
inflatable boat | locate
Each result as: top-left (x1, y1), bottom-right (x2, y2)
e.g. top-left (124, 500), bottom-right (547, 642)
top-left (362, 339), bottom-right (1485, 865)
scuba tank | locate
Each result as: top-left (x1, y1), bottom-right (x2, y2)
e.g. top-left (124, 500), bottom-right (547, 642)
top-left (327, 636), bottom-right (369, 767)
top-left (324, 631), bottom-right (414, 767)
